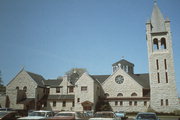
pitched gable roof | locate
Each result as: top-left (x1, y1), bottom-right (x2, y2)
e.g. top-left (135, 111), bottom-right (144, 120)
top-left (90, 75), bottom-right (110, 84)
top-left (7, 69), bottom-right (46, 87)
top-left (128, 73), bottom-right (150, 89)
top-left (44, 79), bottom-right (63, 87)
top-left (26, 71), bottom-right (45, 87)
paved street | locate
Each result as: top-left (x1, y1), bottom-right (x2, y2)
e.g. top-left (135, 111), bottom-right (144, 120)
top-left (126, 116), bottom-right (180, 120)
top-left (158, 116), bottom-right (180, 120)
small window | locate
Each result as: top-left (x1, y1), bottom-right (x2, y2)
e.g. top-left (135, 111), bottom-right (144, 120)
top-left (156, 59), bottom-right (159, 70)
top-left (105, 93), bottom-right (109, 97)
top-left (56, 87), bottom-right (60, 93)
top-left (16, 86), bottom-right (19, 90)
top-left (72, 101), bottom-right (74, 107)
top-left (165, 72), bottom-right (168, 83)
top-left (134, 101), bottom-right (137, 106)
top-left (161, 99), bottom-right (163, 106)
top-left (115, 101), bottom-right (118, 106)
top-left (129, 101), bottom-right (132, 106)
top-left (23, 86), bottom-right (27, 92)
top-left (131, 92), bottom-right (137, 97)
top-left (117, 93), bottom-right (123, 97)
top-left (157, 72), bottom-right (160, 83)
top-left (53, 101), bottom-right (56, 107)
top-left (77, 98), bottom-right (80, 103)
top-left (63, 101), bottom-right (66, 107)
top-left (81, 86), bottom-right (87, 91)
top-left (120, 101), bottom-right (123, 106)
top-left (144, 101), bottom-right (147, 106)
top-left (68, 86), bottom-right (74, 93)
top-left (164, 59), bottom-right (167, 70)
top-left (166, 99), bottom-right (169, 106)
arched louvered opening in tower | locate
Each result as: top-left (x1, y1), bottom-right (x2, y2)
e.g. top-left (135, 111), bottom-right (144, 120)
top-left (153, 38), bottom-right (159, 50)
top-left (161, 37), bottom-right (167, 49)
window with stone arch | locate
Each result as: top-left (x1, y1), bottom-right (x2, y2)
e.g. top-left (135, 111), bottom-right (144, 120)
top-left (161, 37), bottom-right (167, 49)
top-left (153, 38), bottom-right (159, 50)
top-left (104, 93), bottom-right (109, 97)
top-left (117, 93), bottom-right (123, 97)
top-left (131, 92), bottom-right (137, 97)
top-left (23, 86), bottom-right (27, 92)
top-left (16, 86), bottom-right (19, 90)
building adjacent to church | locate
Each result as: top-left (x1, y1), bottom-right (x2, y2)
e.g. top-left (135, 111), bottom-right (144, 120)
top-left (2, 2), bottom-right (180, 113)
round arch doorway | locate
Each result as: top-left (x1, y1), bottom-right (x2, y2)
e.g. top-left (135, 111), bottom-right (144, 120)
top-left (81, 101), bottom-right (93, 111)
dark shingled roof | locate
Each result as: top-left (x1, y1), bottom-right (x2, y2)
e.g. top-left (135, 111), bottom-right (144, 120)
top-left (48, 95), bottom-right (74, 100)
top-left (90, 75), bottom-right (110, 84)
top-left (129, 73), bottom-right (150, 89)
top-left (27, 71), bottom-right (45, 87)
top-left (112, 59), bottom-right (134, 67)
top-left (44, 79), bottom-right (63, 87)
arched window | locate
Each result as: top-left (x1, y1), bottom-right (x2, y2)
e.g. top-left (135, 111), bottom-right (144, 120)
top-left (104, 93), bottom-right (109, 97)
top-left (16, 86), bottom-right (19, 90)
top-left (23, 86), bottom-right (27, 92)
top-left (131, 92), bottom-right (137, 97)
top-left (153, 38), bottom-right (159, 50)
top-left (161, 38), bottom-right (166, 49)
top-left (117, 93), bottom-right (123, 97)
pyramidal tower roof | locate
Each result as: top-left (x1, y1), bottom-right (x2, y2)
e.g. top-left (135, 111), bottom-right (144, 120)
top-left (151, 1), bottom-right (166, 32)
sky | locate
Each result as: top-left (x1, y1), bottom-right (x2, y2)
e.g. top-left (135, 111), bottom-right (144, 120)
top-left (0, 0), bottom-right (180, 96)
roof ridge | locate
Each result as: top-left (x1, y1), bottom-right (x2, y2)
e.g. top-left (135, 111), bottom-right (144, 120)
top-left (26, 70), bottom-right (45, 87)
top-left (26, 71), bottom-right (43, 77)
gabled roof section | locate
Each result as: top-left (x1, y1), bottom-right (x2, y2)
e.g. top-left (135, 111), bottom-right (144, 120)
top-left (44, 79), bottom-right (63, 87)
top-left (112, 59), bottom-right (134, 67)
top-left (90, 75), bottom-right (110, 84)
top-left (26, 71), bottom-right (45, 87)
top-left (128, 73), bottom-right (150, 89)
top-left (151, 2), bottom-right (166, 32)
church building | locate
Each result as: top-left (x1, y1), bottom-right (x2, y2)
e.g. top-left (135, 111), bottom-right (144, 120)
top-left (3, 1), bottom-right (180, 113)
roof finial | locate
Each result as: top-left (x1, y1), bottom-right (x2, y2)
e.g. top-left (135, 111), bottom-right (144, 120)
top-left (154, 0), bottom-right (157, 4)
top-left (121, 56), bottom-right (124, 60)
top-left (20, 65), bottom-right (25, 71)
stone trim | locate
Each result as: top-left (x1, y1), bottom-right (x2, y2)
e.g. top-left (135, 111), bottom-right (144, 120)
top-left (105, 97), bottom-right (150, 101)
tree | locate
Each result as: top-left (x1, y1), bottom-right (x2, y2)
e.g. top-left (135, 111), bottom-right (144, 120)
top-left (95, 100), bottom-right (112, 112)
top-left (0, 70), bottom-right (6, 93)
top-left (65, 68), bottom-right (87, 85)
top-left (0, 70), bottom-right (2, 85)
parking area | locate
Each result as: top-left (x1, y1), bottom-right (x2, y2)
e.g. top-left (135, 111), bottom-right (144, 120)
top-left (126, 115), bottom-right (180, 120)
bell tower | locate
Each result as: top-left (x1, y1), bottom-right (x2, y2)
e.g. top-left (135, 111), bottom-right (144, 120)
top-left (146, 1), bottom-right (179, 113)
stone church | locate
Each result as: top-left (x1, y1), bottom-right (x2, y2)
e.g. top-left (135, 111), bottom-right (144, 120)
top-left (2, 2), bottom-right (180, 113)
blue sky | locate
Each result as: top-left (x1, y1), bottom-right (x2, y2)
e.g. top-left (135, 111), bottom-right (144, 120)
top-left (0, 0), bottom-right (180, 96)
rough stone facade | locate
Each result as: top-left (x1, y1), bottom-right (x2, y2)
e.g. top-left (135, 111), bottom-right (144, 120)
top-left (103, 69), bottom-right (143, 98)
top-left (3, 2), bottom-right (179, 114)
top-left (146, 3), bottom-right (180, 113)
top-left (0, 93), bottom-right (6, 108)
top-left (74, 73), bottom-right (102, 112)
top-left (102, 68), bottom-right (150, 112)
top-left (6, 69), bottom-right (47, 110)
